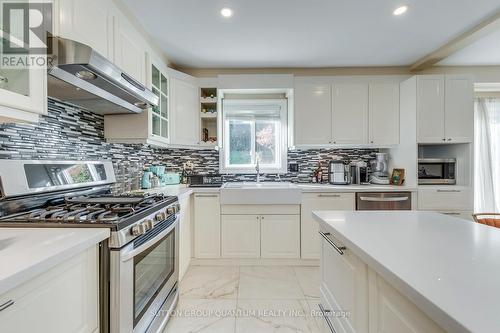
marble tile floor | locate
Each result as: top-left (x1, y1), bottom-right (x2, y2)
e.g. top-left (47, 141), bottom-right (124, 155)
top-left (163, 265), bottom-right (321, 333)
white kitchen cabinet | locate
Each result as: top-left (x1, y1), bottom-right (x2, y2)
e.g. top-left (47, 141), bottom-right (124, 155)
top-left (417, 75), bottom-right (473, 144)
top-left (294, 80), bottom-right (332, 145)
top-left (56, 0), bottom-right (113, 60)
top-left (193, 193), bottom-right (220, 258)
top-left (179, 194), bottom-right (192, 280)
top-left (0, 16), bottom-right (47, 123)
top-left (320, 232), bottom-right (369, 333)
top-left (368, 270), bottom-right (445, 333)
top-left (417, 75), bottom-right (445, 144)
top-left (369, 83), bottom-right (400, 145)
top-left (113, 14), bottom-right (146, 85)
top-left (261, 215), bottom-right (300, 259)
top-left (301, 193), bottom-right (355, 259)
top-left (332, 83), bottom-right (369, 144)
top-left (221, 215), bottom-right (261, 258)
top-left (170, 76), bottom-right (200, 146)
top-left (444, 75), bottom-right (474, 143)
top-left (417, 186), bottom-right (472, 211)
top-left (0, 246), bottom-right (99, 333)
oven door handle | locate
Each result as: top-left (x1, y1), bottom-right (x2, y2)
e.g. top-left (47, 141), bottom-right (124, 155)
top-left (120, 217), bottom-right (179, 262)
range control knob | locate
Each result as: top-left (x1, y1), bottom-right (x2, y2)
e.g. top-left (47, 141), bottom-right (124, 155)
top-left (130, 224), bottom-right (146, 236)
top-left (155, 212), bottom-right (166, 222)
top-left (143, 219), bottom-right (154, 231)
top-left (175, 204), bottom-right (181, 213)
top-left (166, 207), bottom-right (174, 214)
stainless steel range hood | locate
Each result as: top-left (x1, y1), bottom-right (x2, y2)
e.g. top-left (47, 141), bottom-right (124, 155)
top-left (47, 36), bottom-right (158, 114)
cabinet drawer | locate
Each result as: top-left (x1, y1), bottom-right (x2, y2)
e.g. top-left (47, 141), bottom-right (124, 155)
top-left (439, 211), bottom-right (474, 222)
top-left (418, 187), bottom-right (472, 210)
top-left (320, 232), bottom-right (368, 333)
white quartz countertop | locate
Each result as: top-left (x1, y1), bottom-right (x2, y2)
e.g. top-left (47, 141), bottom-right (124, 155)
top-left (297, 183), bottom-right (416, 192)
top-left (143, 183), bottom-right (415, 197)
top-left (0, 228), bottom-right (109, 295)
top-left (312, 211), bottom-right (500, 333)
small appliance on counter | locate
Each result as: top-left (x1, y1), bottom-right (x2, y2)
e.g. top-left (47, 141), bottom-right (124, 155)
top-left (328, 160), bottom-right (350, 185)
top-left (187, 174), bottom-right (223, 188)
top-left (418, 158), bottom-right (456, 185)
top-left (350, 161), bottom-right (370, 185)
top-left (162, 173), bottom-right (181, 185)
top-left (370, 153), bottom-right (390, 185)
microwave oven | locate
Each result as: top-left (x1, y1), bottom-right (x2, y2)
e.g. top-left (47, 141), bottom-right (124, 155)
top-left (418, 158), bottom-right (456, 185)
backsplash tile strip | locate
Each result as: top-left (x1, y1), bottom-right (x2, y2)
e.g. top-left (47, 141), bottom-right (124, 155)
top-left (0, 99), bottom-right (378, 192)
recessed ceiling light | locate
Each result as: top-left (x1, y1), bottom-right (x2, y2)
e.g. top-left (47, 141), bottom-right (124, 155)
top-left (220, 8), bottom-right (233, 18)
top-left (393, 5), bottom-right (408, 16)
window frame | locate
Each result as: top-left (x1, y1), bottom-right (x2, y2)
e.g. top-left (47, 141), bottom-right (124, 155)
top-left (220, 99), bottom-right (288, 174)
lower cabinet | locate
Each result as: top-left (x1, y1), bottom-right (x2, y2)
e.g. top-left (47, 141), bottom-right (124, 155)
top-left (261, 215), bottom-right (300, 258)
top-left (301, 193), bottom-right (355, 259)
top-left (319, 232), bottom-right (368, 333)
top-left (319, 231), bottom-right (445, 333)
top-left (221, 215), bottom-right (261, 258)
top-left (367, 271), bottom-right (445, 333)
top-left (0, 246), bottom-right (99, 333)
top-left (220, 205), bottom-right (300, 259)
top-left (179, 194), bottom-right (192, 279)
top-left (194, 193), bottom-right (221, 258)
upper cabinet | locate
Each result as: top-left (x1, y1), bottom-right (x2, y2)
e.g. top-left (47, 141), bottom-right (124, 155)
top-left (369, 82), bottom-right (400, 145)
top-left (444, 75), bottom-right (474, 143)
top-left (112, 11), bottom-right (147, 85)
top-left (294, 79), bottom-right (332, 145)
top-left (417, 74), bottom-right (473, 144)
top-left (332, 83), bottom-right (368, 144)
top-left (294, 77), bottom-right (400, 147)
top-left (55, 0), bottom-right (113, 60)
top-left (170, 75), bottom-right (200, 146)
top-left (104, 57), bottom-right (171, 146)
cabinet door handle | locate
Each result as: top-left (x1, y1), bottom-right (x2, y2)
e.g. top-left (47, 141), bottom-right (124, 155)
top-left (436, 189), bottom-right (461, 193)
top-left (318, 303), bottom-right (337, 333)
top-left (0, 300), bottom-right (14, 312)
top-left (319, 231), bottom-right (346, 255)
top-left (318, 194), bottom-right (341, 198)
top-left (195, 194), bottom-right (218, 198)
top-left (443, 212), bottom-right (461, 215)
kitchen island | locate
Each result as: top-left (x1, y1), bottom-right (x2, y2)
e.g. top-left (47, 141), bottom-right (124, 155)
top-left (312, 211), bottom-right (499, 333)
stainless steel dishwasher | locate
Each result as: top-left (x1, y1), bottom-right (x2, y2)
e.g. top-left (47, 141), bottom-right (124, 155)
top-left (356, 192), bottom-right (412, 210)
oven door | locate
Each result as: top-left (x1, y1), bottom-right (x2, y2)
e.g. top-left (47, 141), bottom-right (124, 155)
top-left (110, 216), bottom-right (179, 333)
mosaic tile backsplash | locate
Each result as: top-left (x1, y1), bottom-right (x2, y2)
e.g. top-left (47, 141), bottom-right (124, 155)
top-left (0, 99), bottom-right (378, 192)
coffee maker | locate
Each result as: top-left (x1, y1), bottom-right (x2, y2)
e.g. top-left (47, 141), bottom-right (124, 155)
top-left (328, 160), bottom-right (350, 185)
top-left (370, 153), bottom-right (390, 185)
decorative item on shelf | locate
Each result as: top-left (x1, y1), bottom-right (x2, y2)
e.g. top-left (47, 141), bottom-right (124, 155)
top-left (390, 168), bottom-right (406, 186)
top-left (202, 128), bottom-right (209, 142)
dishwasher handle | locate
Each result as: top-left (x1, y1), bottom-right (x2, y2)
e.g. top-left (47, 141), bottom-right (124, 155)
top-left (358, 196), bottom-right (409, 202)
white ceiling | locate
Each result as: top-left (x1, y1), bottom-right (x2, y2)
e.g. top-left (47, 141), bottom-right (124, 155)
top-left (438, 28), bottom-right (500, 66)
top-left (121, 0), bottom-right (500, 68)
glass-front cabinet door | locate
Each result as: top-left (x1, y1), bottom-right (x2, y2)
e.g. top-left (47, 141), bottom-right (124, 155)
top-left (150, 64), bottom-right (169, 142)
top-left (0, 6), bottom-right (46, 123)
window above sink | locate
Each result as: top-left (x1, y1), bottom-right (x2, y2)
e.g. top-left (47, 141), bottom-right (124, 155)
top-left (220, 97), bottom-right (289, 174)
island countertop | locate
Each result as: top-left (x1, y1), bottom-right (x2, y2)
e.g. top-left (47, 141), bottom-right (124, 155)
top-left (312, 211), bottom-right (500, 333)
top-left (0, 228), bottom-right (110, 295)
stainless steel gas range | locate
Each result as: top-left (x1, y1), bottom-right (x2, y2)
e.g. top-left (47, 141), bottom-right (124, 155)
top-left (0, 160), bottom-right (179, 333)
